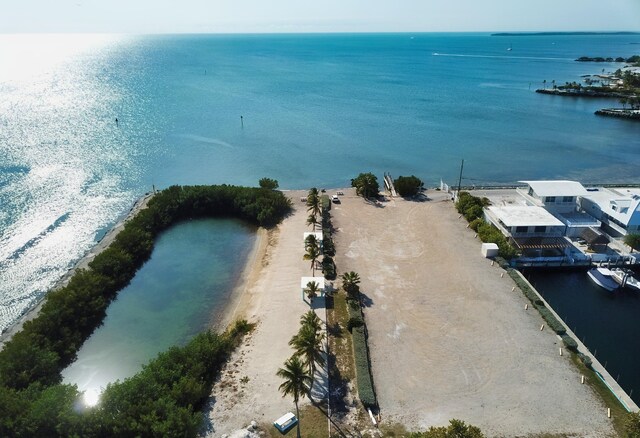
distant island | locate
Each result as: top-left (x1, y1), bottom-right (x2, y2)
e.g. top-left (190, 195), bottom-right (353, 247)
top-left (577, 55), bottom-right (640, 63)
top-left (492, 31), bottom-right (640, 36)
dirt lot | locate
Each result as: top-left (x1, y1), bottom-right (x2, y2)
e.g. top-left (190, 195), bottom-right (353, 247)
top-left (331, 188), bottom-right (614, 437)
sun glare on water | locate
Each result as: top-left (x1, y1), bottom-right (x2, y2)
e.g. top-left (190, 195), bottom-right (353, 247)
top-left (0, 34), bottom-right (122, 83)
top-left (83, 388), bottom-right (101, 408)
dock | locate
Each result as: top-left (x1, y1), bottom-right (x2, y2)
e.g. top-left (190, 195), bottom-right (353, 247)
top-left (383, 172), bottom-right (397, 197)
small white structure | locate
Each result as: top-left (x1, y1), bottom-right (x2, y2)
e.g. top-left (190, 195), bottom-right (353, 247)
top-left (273, 412), bottom-right (298, 433)
top-left (301, 276), bottom-right (326, 298)
top-left (485, 205), bottom-right (565, 238)
top-left (481, 243), bottom-right (499, 258)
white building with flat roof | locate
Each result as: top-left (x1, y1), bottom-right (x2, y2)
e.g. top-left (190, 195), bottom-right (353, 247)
top-left (485, 205), bottom-right (566, 238)
top-left (580, 187), bottom-right (640, 236)
top-left (518, 180), bottom-right (588, 214)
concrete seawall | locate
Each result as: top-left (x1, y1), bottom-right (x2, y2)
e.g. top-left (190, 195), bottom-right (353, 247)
top-left (513, 269), bottom-right (639, 412)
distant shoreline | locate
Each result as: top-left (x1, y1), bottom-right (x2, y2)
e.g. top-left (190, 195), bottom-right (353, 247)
top-left (492, 31), bottom-right (640, 36)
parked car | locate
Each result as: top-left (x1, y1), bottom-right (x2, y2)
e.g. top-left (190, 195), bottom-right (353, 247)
top-left (332, 194), bottom-right (340, 203)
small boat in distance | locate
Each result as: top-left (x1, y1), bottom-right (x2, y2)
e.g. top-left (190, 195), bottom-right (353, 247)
top-left (610, 268), bottom-right (640, 291)
top-left (587, 267), bottom-right (619, 292)
top-left (507, 44), bottom-right (513, 51)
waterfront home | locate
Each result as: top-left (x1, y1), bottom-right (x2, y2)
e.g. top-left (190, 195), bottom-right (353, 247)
top-left (517, 180), bottom-right (600, 237)
top-left (517, 180), bottom-right (587, 213)
top-left (579, 187), bottom-right (640, 237)
top-left (485, 205), bottom-right (565, 238)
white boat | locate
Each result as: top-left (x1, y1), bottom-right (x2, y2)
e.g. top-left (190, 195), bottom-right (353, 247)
top-left (587, 267), bottom-right (619, 292)
top-left (610, 268), bottom-right (640, 291)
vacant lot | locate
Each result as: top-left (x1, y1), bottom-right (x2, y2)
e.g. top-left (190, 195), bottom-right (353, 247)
top-left (331, 189), bottom-right (613, 437)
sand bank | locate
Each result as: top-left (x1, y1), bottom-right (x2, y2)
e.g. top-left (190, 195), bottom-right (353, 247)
top-left (203, 190), bottom-right (330, 436)
top-left (214, 227), bottom-right (269, 332)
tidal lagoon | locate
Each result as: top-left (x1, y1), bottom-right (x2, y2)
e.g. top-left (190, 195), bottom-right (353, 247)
top-left (61, 218), bottom-right (255, 394)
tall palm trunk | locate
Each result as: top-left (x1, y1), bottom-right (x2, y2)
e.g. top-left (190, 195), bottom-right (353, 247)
top-left (295, 401), bottom-right (301, 438)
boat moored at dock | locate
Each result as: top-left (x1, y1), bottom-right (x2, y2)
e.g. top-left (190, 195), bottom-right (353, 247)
top-left (587, 267), bottom-right (620, 292)
top-left (610, 268), bottom-right (640, 291)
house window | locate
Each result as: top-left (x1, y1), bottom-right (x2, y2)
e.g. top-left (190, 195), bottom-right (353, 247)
top-left (563, 196), bottom-right (573, 202)
top-left (546, 196), bottom-right (556, 203)
top-left (515, 226), bottom-right (528, 233)
top-left (534, 226), bottom-right (546, 233)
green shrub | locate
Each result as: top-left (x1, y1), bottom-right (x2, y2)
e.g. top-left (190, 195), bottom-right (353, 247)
top-left (323, 237), bottom-right (336, 257)
top-left (475, 219), bottom-right (517, 260)
top-left (351, 173), bottom-right (379, 199)
top-left (258, 178), bottom-right (279, 190)
top-left (394, 175), bottom-right (424, 197)
top-left (535, 304), bottom-right (566, 335)
top-left (321, 194), bottom-right (331, 211)
top-left (322, 256), bottom-right (336, 280)
top-left (347, 316), bottom-right (364, 331)
top-left (561, 334), bottom-right (578, 351)
top-left (352, 327), bottom-right (376, 407)
top-left (578, 353), bottom-right (593, 368)
top-left (469, 218), bottom-right (484, 232)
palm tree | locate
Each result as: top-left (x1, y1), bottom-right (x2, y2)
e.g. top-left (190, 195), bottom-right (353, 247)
top-left (303, 244), bottom-right (321, 276)
top-left (289, 324), bottom-right (326, 378)
top-left (300, 310), bottom-right (323, 334)
top-left (306, 214), bottom-right (319, 231)
top-left (277, 355), bottom-right (312, 438)
top-left (306, 188), bottom-right (321, 218)
top-left (304, 234), bottom-right (320, 252)
top-left (341, 271), bottom-right (361, 300)
top-left (305, 280), bottom-right (321, 300)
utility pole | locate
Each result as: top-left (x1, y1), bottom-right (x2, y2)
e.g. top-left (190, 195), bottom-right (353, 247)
top-left (456, 159), bottom-right (464, 201)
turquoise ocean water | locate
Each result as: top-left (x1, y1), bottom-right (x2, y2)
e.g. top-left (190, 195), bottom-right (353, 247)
top-left (1, 33), bottom-right (639, 392)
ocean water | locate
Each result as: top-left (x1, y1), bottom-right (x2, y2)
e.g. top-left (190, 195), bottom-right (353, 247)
top-left (61, 218), bottom-right (255, 394)
top-left (0, 34), bottom-right (639, 354)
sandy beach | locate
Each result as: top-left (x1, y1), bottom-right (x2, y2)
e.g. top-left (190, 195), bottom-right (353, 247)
top-left (0, 193), bottom-right (155, 348)
top-left (330, 188), bottom-right (614, 436)
top-left (204, 190), bottom-right (329, 436)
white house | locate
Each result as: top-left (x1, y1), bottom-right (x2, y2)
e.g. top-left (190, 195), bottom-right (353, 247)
top-left (516, 180), bottom-right (600, 236)
top-left (580, 187), bottom-right (640, 236)
top-left (518, 180), bottom-right (588, 213)
top-left (485, 205), bottom-right (566, 238)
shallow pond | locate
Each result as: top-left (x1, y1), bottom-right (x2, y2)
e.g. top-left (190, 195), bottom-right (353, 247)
top-left (62, 218), bottom-right (256, 395)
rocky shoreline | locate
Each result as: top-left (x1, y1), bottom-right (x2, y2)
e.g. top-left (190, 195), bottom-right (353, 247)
top-left (535, 88), bottom-right (627, 98)
top-left (595, 108), bottom-right (640, 120)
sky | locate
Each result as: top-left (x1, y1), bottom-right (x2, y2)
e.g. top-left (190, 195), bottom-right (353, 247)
top-left (1, 0), bottom-right (640, 34)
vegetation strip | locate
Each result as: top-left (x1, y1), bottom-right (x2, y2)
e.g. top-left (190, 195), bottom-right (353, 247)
top-left (455, 192), bottom-right (517, 259)
top-left (0, 183), bottom-right (291, 436)
top-left (341, 271), bottom-right (377, 408)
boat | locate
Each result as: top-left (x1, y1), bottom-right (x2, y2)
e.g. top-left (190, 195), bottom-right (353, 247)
top-left (610, 268), bottom-right (640, 291)
top-left (507, 44), bottom-right (513, 51)
top-left (587, 267), bottom-right (619, 292)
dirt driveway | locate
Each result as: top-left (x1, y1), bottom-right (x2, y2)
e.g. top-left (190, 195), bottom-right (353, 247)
top-left (331, 189), bottom-right (613, 437)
